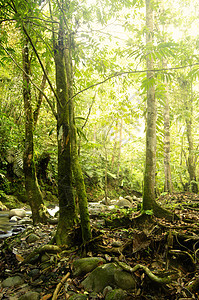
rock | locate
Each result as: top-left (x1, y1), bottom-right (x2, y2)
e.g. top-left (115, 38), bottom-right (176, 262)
top-left (125, 196), bottom-right (133, 202)
top-left (26, 233), bottom-right (40, 243)
top-left (111, 241), bottom-right (122, 247)
top-left (18, 217), bottom-right (33, 225)
top-left (18, 292), bottom-right (40, 300)
top-left (101, 197), bottom-right (111, 205)
top-left (28, 269), bottom-right (40, 278)
top-left (72, 257), bottom-right (106, 276)
top-left (10, 216), bottom-right (20, 222)
top-left (82, 263), bottom-right (136, 293)
top-left (114, 269), bottom-right (136, 290)
top-left (105, 289), bottom-right (127, 300)
top-left (115, 199), bottom-right (132, 208)
top-left (2, 275), bottom-right (24, 287)
top-left (9, 209), bottom-right (26, 218)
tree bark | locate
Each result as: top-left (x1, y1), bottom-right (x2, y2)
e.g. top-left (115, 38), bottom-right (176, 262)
top-left (53, 18), bottom-right (77, 246)
top-left (143, 0), bottom-right (156, 211)
top-left (65, 35), bottom-right (92, 243)
top-left (22, 38), bottom-right (48, 224)
top-left (164, 81), bottom-right (173, 193)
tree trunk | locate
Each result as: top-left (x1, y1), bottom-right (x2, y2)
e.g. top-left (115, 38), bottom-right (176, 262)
top-left (142, 0), bottom-right (156, 211)
top-left (186, 113), bottom-right (198, 193)
top-left (65, 36), bottom-right (92, 243)
top-left (163, 81), bottom-right (173, 193)
top-left (54, 19), bottom-right (77, 246)
top-left (142, 0), bottom-right (173, 220)
top-left (22, 39), bottom-right (48, 224)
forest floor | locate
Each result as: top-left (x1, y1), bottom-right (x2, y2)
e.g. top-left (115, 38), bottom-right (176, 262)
top-left (0, 192), bottom-right (199, 300)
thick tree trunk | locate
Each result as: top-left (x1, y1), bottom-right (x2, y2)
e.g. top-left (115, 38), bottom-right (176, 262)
top-left (22, 39), bottom-right (48, 224)
top-left (54, 20), bottom-right (77, 246)
top-left (65, 38), bottom-right (92, 243)
top-left (143, 0), bottom-right (156, 211)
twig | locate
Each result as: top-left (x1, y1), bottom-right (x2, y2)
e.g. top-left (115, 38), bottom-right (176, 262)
top-left (52, 272), bottom-right (70, 300)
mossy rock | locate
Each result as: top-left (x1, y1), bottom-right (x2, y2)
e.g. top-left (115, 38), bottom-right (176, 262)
top-left (82, 263), bottom-right (136, 293)
top-left (72, 257), bottom-right (106, 276)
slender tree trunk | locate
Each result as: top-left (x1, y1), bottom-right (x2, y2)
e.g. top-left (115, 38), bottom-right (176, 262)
top-left (22, 39), bottom-right (48, 224)
top-left (142, 0), bottom-right (173, 220)
top-left (65, 33), bottom-right (92, 243)
top-left (186, 110), bottom-right (198, 193)
top-left (143, 0), bottom-right (156, 211)
top-left (54, 19), bottom-right (77, 246)
top-left (117, 118), bottom-right (123, 177)
top-left (163, 82), bottom-right (173, 193)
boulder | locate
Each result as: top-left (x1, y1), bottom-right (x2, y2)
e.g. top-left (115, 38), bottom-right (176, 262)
top-left (82, 263), bottom-right (136, 293)
top-left (114, 268), bottom-right (136, 290)
top-left (72, 257), bottom-right (105, 276)
top-left (2, 275), bottom-right (24, 287)
top-left (9, 208), bottom-right (26, 218)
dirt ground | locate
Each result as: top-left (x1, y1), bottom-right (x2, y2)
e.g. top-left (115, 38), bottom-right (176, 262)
top-left (0, 192), bottom-right (199, 299)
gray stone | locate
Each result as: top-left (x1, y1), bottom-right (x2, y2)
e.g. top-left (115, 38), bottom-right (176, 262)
top-left (18, 217), bottom-right (33, 225)
top-left (9, 209), bottom-right (26, 218)
top-left (18, 292), bottom-right (40, 300)
top-left (105, 289), bottom-right (127, 300)
top-left (72, 257), bottom-right (105, 276)
top-left (10, 216), bottom-right (20, 222)
top-left (115, 199), bottom-right (132, 208)
top-left (2, 275), bottom-right (24, 287)
top-left (26, 233), bottom-right (40, 243)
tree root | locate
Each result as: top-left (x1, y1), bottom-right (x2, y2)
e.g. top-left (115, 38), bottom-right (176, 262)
top-left (22, 244), bottom-right (61, 264)
top-left (113, 258), bottom-right (173, 284)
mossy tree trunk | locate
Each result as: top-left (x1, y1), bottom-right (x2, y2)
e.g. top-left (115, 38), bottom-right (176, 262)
top-left (142, 0), bottom-right (173, 220)
top-left (22, 38), bottom-right (48, 224)
top-left (53, 18), bottom-right (77, 246)
top-left (65, 35), bottom-right (92, 243)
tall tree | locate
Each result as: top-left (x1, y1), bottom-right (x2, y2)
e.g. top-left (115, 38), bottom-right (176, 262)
top-left (142, 0), bottom-right (157, 211)
top-left (22, 37), bottom-right (48, 224)
top-left (142, 0), bottom-right (173, 219)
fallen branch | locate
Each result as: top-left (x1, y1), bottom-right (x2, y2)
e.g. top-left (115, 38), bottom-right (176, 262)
top-left (52, 272), bottom-right (70, 300)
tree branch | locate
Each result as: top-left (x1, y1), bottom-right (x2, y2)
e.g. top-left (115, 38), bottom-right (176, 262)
top-left (72, 62), bottom-right (199, 99)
